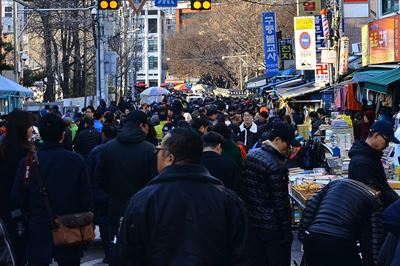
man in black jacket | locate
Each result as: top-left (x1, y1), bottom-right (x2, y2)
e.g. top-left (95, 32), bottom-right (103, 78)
top-left (116, 128), bottom-right (250, 265)
top-left (299, 179), bottom-right (385, 266)
top-left (201, 131), bottom-right (240, 191)
top-left (240, 122), bottom-right (298, 266)
top-left (74, 117), bottom-right (102, 158)
top-left (95, 111), bottom-right (157, 244)
top-left (349, 120), bottom-right (399, 208)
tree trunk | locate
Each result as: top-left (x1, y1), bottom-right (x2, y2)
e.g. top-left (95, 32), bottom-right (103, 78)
top-left (41, 14), bottom-right (55, 102)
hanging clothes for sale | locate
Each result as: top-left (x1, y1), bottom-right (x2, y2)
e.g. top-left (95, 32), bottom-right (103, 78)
top-left (346, 83), bottom-right (362, 111)
top-left (335, 86), bottom-right (348, 111)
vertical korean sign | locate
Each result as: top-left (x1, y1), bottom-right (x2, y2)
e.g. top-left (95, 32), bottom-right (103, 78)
top-left (294, 16), bottom-right (316, 70)
top-left (262, 12), bottom-right (279, 77)
top-left (361, 25), bottom-right (369, 66)
top-left (279, 39), bottom-right (294, 60)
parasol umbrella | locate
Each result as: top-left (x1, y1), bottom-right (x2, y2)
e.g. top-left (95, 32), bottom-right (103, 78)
top-left (160, 83), bottom-right (170, 88)
top-left (135, 82), bottom-right (147, 88)
top-left (174, 84), bottom-right (190, 91)
top-left (140, 87), bottom-right (170, 104)
top-left (191, 84), bottom-right (206, 94)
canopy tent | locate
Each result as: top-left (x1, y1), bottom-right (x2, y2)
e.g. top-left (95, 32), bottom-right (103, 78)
top-left (274, 82), bottom-right (323, 98)
top-left (0, 75), bottom-right (33, 97)
top-left (191, 84), bottom-right (206, 94)
top-left (363, 68), bottom-right (400, 93)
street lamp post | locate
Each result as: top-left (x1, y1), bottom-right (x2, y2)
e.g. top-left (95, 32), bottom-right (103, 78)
top-left (221, 54), bottom-right (249, 90)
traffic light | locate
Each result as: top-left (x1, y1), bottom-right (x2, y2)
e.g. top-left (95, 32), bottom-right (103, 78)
top-left (191, 0), bottom-right (211, 10)
top-left (98, 0), bottom-right (119, 10)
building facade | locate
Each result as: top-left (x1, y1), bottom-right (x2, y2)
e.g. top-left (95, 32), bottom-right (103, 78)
top-left (135, 2), bottom-right (168, 87)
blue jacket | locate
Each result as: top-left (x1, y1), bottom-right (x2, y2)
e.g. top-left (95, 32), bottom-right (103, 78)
top-left (11, 142), bottom-right (93, 264)
top-left (94, 120), bottom-right (103, 133)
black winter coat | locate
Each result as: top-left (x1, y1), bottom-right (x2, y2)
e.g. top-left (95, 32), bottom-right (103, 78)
top-left (95, 122), bottom-right (157, 224)
top-left (201, 151), bottom-right (240, 192)
top-left (116, 164), bottom-right (250, 266)
top-left (74, 127), bottom-right (102, 158)
top-left (0, 144), bottom-right (30, 231)
top-left (349, 140), bottom-right (399, 208)
top-left (0, 218), bottom-right (15, 266)
top-left (299, 179), bottom-right (385, 266)
top-left (240, 144), bottom-right (292, 241)
top-left (11, 142), bottom-right (93, 264)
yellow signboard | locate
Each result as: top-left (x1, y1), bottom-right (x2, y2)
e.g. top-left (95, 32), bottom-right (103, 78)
top-left (295, 17), bottom-right (315, 30)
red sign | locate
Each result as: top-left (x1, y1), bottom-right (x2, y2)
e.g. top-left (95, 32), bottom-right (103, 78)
top-left (368, 15), bottom-right (400, 64)
top-left (315, 63), bottom-right (329, 84)
top-left (316, 64), bottom-right (328, 75)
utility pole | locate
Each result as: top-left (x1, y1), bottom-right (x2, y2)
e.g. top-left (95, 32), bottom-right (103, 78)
top-left (13, 0), bottom-right (18, 82)
top-left (333, 0), bottom-right (341, 84)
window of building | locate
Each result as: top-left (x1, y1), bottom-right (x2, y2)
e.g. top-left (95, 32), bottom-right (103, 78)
top-left (382, 0), bottom-right (399, 15)
top-left (4, 6), bottom-right (12, 17)
top-left (141, 10), bottom-right (145, 15)
top-left (148, 18), bottom-right (158, 33)
top-left (148, 10), bottom-right (158, 15)
top-left (136, 57), bottom-right (142, 70)
top-left (136, 41), bottom-right (143, 53)
top-left (148, 39), bottom-right (157, 52)
top-left (149, 80), bottom-right (158, 87)
top-left (149, 56), bottom-right (158, 70)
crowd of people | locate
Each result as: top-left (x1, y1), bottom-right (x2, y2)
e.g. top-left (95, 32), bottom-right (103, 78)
top-left (0, 93), bottom-right (400, 266)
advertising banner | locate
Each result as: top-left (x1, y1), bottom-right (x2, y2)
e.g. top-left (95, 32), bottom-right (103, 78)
top-left (361, 25), bottom-right (369, 66)
top-left (294, 16), bottom-right (316, 70)
top-left (369, 16), bottom-right (395, 64)
top-left (339, 37), bottom-right (349, 75)
top-left (297, 0), bottom-right (321, 16)
top-left (262, 12), bottom-right (279, 77)
top-left (279, 39), bottom-right (294, 60)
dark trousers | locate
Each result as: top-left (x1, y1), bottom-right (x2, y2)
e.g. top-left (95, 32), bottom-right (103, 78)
top-left (249, 227), bottom-right (292, 266)
top-left (303, 232), bottom-right (363, 266)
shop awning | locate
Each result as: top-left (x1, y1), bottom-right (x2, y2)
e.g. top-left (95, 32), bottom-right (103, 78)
top-left (363, 68), bottom-right (400, 93)
top-left (275, 82), bottom-right (323, 98)
top-left (352, 70), bottom-right (389, 82)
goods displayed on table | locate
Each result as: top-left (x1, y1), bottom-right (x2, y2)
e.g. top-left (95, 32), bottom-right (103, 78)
top-left (289, 168), bottom-right (340, 208)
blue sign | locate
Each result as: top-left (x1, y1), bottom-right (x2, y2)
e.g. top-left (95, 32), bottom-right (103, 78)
top-left (314, 15), bottom-right (325, 53)
top-left (300, 32), bottom-right (311, 49)
top-left (155, 0), bottom-right (177, 7)
top-left (262, 12), bottom-right (279, 77)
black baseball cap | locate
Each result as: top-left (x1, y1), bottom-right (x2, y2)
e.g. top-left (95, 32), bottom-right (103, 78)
top-left (370, 120), bottom-right (400, 144)
top-left (269, 122), bottom-right (301, 147)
